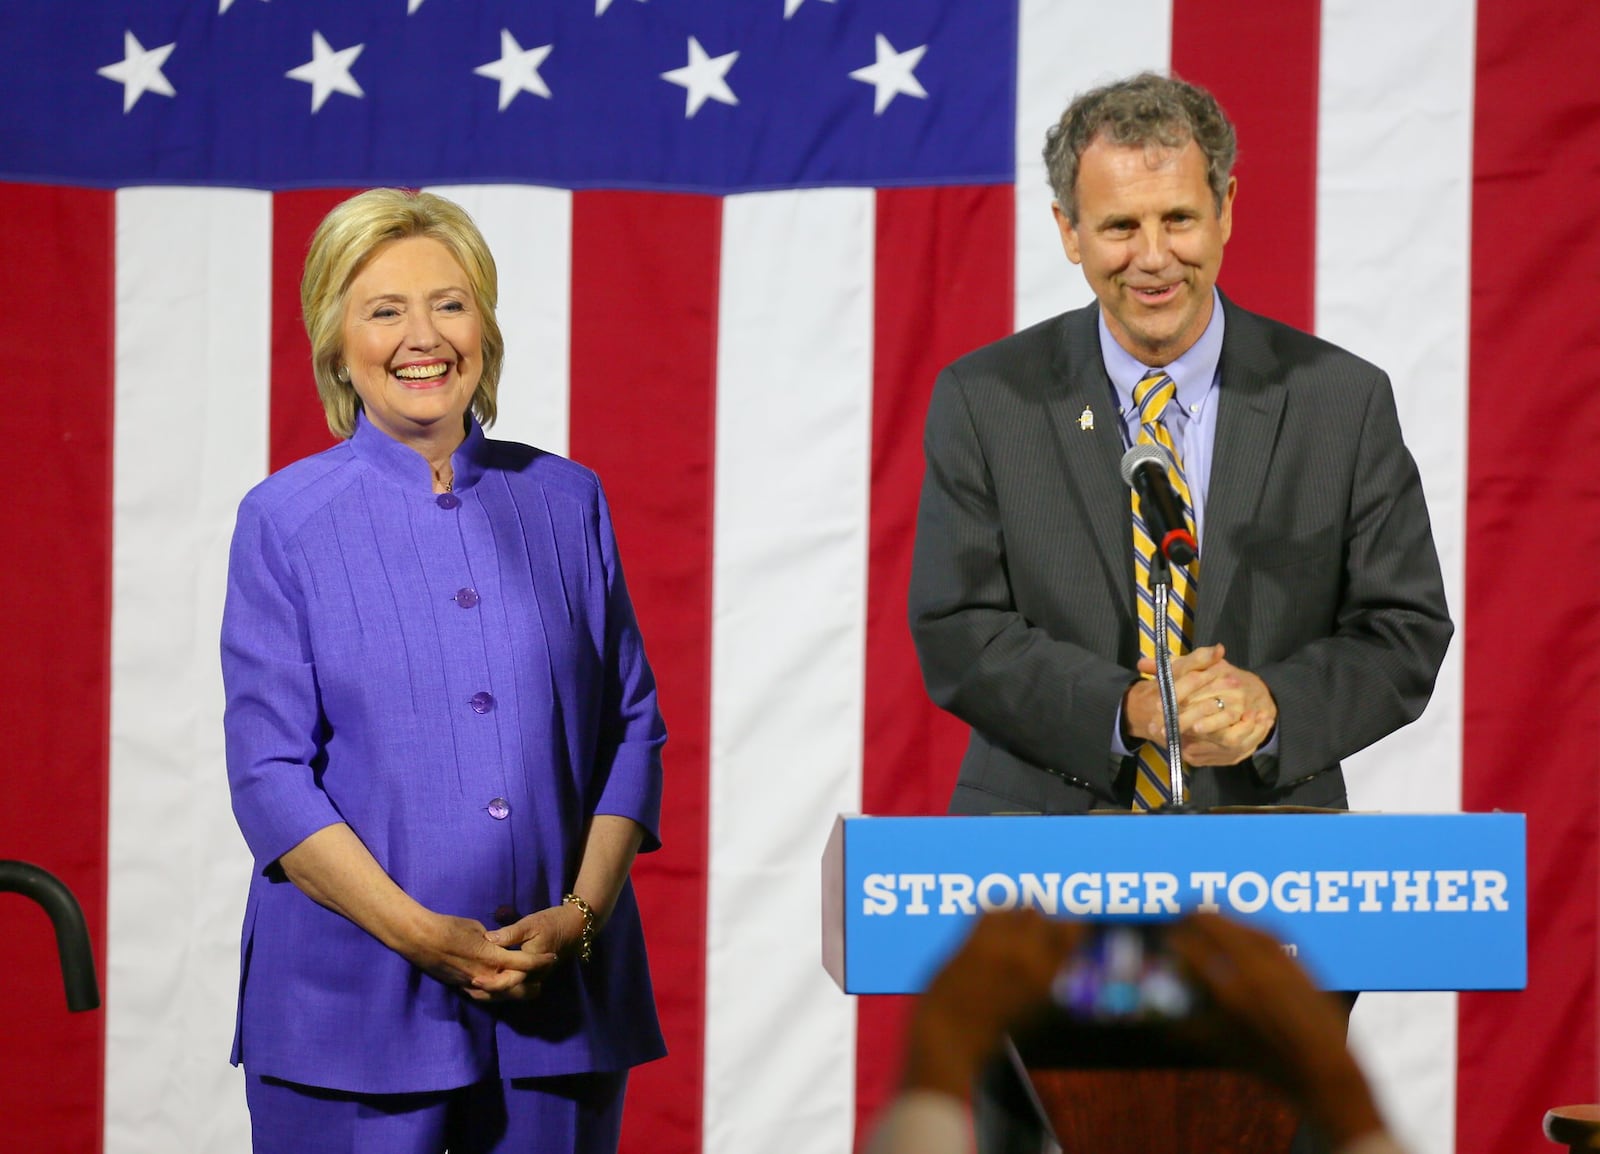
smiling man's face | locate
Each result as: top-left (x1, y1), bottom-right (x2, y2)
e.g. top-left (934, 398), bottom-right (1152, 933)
top-left (1055, 136), bottom-right (1235, 367)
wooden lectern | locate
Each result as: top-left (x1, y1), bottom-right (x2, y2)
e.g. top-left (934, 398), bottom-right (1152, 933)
top-left (1022, 1068), bottom-right (1297, 1154)
top-left (1004, 977), bottom-right (1309, 1153)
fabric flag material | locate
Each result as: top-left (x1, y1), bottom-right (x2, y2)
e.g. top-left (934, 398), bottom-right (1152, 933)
top-left (1, 2), bottom-right (1595, 1153)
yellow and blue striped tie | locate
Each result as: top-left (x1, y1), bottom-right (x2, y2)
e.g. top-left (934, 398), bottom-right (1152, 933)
top-left (1131, 369), bottom-right (1199, 810)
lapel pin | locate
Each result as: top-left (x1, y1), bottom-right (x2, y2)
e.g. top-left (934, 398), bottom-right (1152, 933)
top-left (1078, 405), bottom-right (1095, 432)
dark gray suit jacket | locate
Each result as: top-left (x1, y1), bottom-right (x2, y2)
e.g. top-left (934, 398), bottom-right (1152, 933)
top-left (908, 296), bottom-right (1453, 815)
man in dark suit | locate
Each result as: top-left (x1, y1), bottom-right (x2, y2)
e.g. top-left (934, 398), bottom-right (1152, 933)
top-left (910, 72), bottom-right (1451, 819)
top-left (908, 73), bottom-right (1451, 1152)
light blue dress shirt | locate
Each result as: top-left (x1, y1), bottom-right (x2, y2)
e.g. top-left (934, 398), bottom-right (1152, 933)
top-left (1099, 288), bottom-right (1224, 539)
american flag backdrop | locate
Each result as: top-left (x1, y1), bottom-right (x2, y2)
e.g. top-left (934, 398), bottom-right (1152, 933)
top-left (1, 1), bottom-right (1596, 1152)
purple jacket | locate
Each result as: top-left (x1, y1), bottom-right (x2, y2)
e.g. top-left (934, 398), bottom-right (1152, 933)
top-left (222, 413), bottom-right (666, 1093)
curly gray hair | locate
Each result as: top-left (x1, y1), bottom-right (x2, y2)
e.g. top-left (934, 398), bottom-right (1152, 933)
top-left (1043, 72), bottom-right (1237, 223)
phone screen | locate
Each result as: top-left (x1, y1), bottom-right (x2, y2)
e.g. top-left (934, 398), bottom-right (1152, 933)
top-left (1051, 922), bottom-right (1196, 1022)
top-left (1012, 921), bottom-right (1220, 1070)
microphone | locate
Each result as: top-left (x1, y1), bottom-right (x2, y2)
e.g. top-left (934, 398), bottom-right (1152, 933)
top-left (1120, 445), bottom-right (1198, 566)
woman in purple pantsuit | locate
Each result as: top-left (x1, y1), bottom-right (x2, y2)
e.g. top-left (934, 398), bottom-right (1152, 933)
top-left (221, 189), bottom-right (666, 1153)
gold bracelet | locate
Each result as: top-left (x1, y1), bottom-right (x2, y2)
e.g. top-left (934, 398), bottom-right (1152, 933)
top-left (562, 893), bottom-right (596, 963)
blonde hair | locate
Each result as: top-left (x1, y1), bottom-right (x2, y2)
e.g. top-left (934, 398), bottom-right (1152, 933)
top-left (301, 189), bottom-right (504, 438)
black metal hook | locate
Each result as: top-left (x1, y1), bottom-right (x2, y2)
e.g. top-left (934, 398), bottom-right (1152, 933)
top-left (0, 861), bottom-right (101, 1012)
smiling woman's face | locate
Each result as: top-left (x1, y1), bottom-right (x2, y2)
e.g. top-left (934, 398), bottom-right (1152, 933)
top-left (340, 235), bottom-right (483, 450)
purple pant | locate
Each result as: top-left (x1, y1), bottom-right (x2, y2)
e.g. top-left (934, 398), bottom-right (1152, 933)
top-left (245, 1070), bottom-right (627, 1154)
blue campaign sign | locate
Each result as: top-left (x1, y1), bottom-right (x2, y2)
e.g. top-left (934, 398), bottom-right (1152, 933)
top-left (821, 813), bottom-right (1526, 994)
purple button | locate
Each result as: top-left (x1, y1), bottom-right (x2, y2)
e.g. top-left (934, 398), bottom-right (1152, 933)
top-left (455, 587), bottom-right (479, 608)
top-left (470, 691), bottom-right (495, 714)
top-left (436, 492), bottom-right (460, 510)
top-left (487, 797), bottom-right (510, 820)
top-left (493, 904), bottom-right (520, 926)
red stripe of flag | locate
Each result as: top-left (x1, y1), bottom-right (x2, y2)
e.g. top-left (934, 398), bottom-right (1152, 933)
top-left (568, 191), bottom-right (721, 1154)
top-left (853, 184), bottom-right (1016, 1146)
top-left (1462, 0), bottom-right (1600, 1144)
top-left (0, 183), bottom-right (115, 1153)
top-left (1172, 0), bottom-right (1322, 331)
top-left (271, 190), bottom-right (354, 472)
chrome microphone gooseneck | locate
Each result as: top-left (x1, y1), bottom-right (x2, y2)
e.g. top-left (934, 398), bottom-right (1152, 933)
top-left (1148, 553), bottom-right (1185, 805)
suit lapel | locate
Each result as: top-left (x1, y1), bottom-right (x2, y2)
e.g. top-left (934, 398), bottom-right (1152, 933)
top-left (1045, 306), bottom-right (1135, 623)
top-left (1196, 300), bottom-right (1286, 642)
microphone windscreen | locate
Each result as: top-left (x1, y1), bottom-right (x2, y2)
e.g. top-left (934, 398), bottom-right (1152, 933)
top-left (1119, 443), bottom-right (1170, 487)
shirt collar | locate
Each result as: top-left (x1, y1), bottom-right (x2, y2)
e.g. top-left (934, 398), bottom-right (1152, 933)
top-left (1099, 288), bottom-right (1225, 423)
top-left (349, 410), bottom-right (490, 492)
